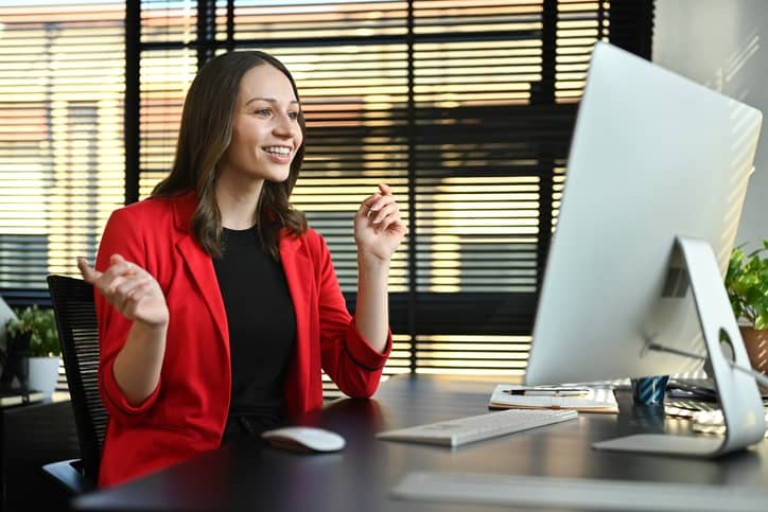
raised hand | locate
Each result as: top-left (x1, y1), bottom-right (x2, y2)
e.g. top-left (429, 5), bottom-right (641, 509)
top-left (354, 183), bottom-right (407, 263)
top-left (78, 254), bottom-right (169, 328)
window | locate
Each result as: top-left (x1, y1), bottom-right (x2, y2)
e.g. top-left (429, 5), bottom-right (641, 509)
top-left (133, 0), bottom-right (654, 392)
top-left (0, 1), bottom-right (125, 305)
top-left (0, 1), bottom-right (654, 392)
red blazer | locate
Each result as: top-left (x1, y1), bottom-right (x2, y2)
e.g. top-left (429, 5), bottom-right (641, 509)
top-left (93, 192), bottom-right (391, 488)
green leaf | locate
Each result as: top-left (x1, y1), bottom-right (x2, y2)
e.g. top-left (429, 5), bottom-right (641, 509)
top-left (5, 305), bottom-right (61, 357)
top-left (726, 242), bottom-right (768, 329)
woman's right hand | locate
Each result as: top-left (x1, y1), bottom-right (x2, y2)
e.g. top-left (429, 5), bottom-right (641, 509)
top-left (78, 254), bottom-right (169, 328)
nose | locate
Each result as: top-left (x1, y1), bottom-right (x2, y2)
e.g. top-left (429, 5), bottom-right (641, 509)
top-left (273, 113), bottom-right (297, 139)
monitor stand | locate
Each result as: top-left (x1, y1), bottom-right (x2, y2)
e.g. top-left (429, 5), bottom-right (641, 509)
top-left (593, 236), bottom-right (766, 457)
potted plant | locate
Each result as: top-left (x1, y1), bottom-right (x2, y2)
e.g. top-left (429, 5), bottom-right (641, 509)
top-left (725, 241), bottom-right (768, 382)
top-left (5, 304), bottom-right (62, 398)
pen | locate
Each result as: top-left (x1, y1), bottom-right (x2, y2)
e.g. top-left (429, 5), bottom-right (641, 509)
top-left (504, 387), bottom-right (592, 397)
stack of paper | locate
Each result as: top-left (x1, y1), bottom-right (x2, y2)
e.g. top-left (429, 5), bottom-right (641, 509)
top-left (488, 384), bottom-right (619, 414)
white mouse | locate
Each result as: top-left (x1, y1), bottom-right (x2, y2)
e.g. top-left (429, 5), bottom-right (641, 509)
top-left (261, 426), bottom-right (346, 453)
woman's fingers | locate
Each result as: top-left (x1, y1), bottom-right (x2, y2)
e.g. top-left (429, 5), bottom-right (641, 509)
top-left (77, 257), bottom-right (101, 283)
top-left (77, 255), bottom-right (168, 326)
top-left (366, 194), bottom-right (399, 223)
top-left (356, 184), bottom-right (406, 237)
top-left (115, 278), bottom-right (152, 315)
top-left (79, 254), bottom-right (145, 303)
top-left (360, 183), bottom-right (396, 212)
top-left (360, 193), bottom-right (381, 216)
top-left (115, 274), bottom-right (151, 303)
top-left (369, 201), bottom-right (399, 225)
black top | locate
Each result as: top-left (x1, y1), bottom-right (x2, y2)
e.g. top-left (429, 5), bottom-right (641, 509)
top-left (213, 226), bottom-right (296, 442)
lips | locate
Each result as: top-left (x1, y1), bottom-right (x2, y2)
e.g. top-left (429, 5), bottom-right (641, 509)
top-left (263, 146), bottom-right (291, 157)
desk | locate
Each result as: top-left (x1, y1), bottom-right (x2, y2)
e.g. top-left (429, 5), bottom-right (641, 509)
top-left (73, 375), bottom-right (768, 512)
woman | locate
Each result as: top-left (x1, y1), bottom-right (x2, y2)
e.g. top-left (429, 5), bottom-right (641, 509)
top-left (78, 51), bottom-right (405, 488)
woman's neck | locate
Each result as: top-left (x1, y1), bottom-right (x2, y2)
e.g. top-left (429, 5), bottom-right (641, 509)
top-left (215, 177), bottom-right (264, 230)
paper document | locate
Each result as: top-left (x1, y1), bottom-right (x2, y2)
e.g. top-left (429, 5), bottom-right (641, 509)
top-left (489, 384), bottom-right (618, 414)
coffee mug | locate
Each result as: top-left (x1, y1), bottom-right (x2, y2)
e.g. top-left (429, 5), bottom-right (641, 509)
top-left (630, 375), bottom-right (669, 405)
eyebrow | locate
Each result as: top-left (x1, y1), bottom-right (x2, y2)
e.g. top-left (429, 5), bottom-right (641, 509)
top-left (245, 97), bottom-right (300, 106)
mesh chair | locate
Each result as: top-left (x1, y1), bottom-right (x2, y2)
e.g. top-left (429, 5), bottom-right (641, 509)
top-left (43, 275), bottom-right (108, 493)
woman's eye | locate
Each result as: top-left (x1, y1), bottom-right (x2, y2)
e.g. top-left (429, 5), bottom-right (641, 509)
top-left (256, 108), bottom-right (272, 117)
top-left (288, 111), bottom-right (300, 120)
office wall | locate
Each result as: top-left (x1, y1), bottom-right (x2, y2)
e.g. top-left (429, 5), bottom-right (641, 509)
top-left (654, 0), bottom-right (768, 248)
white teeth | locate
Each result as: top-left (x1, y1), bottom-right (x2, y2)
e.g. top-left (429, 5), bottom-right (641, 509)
top-left (264, 146), bottom-right (290, 156)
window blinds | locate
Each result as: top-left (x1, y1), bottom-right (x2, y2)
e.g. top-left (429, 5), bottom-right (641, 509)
top-left (133, 0), bottom-right (654, 393)
top-left (0, 1), bottom-right (654, 396)
top-left (0, 1), bottom-right (125, 305)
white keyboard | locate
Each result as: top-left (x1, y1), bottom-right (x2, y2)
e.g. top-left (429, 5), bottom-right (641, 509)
top-left (376, 408), bottom-right (578, 447)
top-left (392, 471), bottom-right (768, 511)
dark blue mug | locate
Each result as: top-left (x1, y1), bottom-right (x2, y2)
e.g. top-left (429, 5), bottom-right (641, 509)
top-left (630, 375), bottom-right (669, 405)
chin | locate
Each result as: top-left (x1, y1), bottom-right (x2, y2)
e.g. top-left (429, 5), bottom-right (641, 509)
top-left (249, 161), bottom-right (290, 182)
top-left (264, 169), bottom-right (291, 184)
top-left (274, 168), bottom-right (292, 182)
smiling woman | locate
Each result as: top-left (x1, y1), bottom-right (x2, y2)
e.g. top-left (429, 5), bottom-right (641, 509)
top-left (76, 49), bottom-right (405, 489)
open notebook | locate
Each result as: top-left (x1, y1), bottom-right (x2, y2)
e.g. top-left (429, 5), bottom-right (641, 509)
top-left (488, 384), bottom-right (618, 414)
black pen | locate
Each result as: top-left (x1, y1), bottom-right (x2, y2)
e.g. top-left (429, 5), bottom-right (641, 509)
top-left (504, 387), bottom-right (591, 397)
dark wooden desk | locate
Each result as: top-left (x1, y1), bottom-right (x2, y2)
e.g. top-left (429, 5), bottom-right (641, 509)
top-left (72, 375), bottom-right (768, 512)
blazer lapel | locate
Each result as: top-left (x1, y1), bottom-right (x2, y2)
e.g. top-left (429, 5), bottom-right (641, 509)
top-left (280, 231), bottom-right (312, 401)
top-left (172, 194), bottom-right (228, 346)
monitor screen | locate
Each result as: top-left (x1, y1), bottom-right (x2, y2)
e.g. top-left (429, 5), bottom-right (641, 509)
top-left (523, 42), bottom-right (766, 456)
top-left (525, 42), bottom-right (763, 387)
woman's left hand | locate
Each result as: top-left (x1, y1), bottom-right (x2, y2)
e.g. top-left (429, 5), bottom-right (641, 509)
top-left (354, 183), bottom-right (406, 262)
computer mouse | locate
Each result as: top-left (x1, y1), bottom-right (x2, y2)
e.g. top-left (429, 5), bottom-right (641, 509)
top-left (261, 426), bottom-right (346, 453)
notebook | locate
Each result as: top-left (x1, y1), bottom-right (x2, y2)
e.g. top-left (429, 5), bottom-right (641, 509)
top-left (488, 384), bottom-right (619, 413)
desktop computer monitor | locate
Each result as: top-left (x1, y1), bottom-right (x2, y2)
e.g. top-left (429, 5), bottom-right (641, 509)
top-left (524, 42), bottom-right (764, 457)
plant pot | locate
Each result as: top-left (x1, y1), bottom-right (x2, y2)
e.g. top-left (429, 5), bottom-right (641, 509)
top-left (27, 356), bottom-right (60, 399)
top-left (738, 326), bottom-right (768, 390)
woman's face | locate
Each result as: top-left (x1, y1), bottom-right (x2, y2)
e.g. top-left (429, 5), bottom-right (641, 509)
top-left (219, 63), bottom-right (303, 186)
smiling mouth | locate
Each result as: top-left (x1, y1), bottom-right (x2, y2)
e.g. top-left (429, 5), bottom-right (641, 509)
top-left (263, 146), bottom-right (291, 157)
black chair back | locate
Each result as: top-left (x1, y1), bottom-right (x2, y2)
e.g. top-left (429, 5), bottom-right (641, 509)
top-left (46, 275), bottom-right (107, 483)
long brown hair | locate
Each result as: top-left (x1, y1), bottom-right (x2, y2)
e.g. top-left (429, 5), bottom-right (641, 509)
top-left (152, 50), bottom-right (307, 259)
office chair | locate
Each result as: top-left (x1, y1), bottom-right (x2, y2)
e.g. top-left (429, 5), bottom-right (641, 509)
top-left (43, 275), bottom-right (108, 494)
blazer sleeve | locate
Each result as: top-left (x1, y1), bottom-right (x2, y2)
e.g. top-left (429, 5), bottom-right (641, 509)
top-left (94, 207), bottom-right (162, 424)
top-left (310, 231), bottom-right (392, 398)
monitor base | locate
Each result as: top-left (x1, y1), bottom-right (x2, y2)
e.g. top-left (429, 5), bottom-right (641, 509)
top-left (597, 237), bottom-right (766, 458)
top-left (593, 434), bottom-right (725, 457)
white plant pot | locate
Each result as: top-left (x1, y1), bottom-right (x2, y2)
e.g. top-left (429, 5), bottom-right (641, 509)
top-left (27, 356), bottom-right (61, 399)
